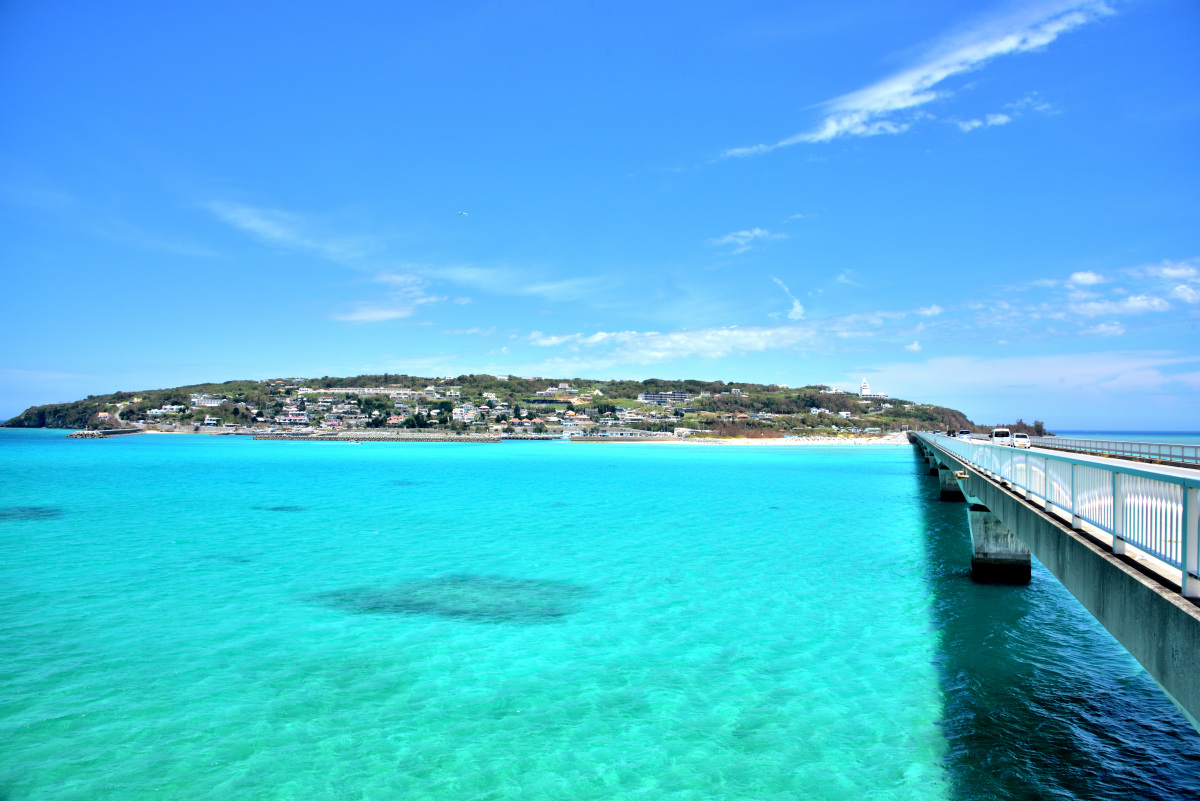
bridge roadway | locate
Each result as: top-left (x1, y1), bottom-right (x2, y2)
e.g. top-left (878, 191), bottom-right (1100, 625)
top-left (911, 432), bottom-right (1200, 729)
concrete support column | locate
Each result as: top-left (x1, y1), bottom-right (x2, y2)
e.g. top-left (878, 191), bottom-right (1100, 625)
top-left (967, 504), bottom-right (1031, 584)
top-left (938, 466), bottom-right (965, 502)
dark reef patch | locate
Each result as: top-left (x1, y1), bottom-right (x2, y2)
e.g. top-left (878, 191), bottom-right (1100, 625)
top-left (256, 505), bottom-right (306, 512)
top-left (0, 506), bottom-right (63, 521)
top-left (387, 480), bottom-right (421, 487)
top-left (205, 554), bottom-right (254, 564)
top-left (308, 575), bottom-right (589, 624)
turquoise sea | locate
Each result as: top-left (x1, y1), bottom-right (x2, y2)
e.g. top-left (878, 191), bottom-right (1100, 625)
top-left (1054, 431), bottom-right (1200, 445)
top-left (2, 429), bottom-right (1199, 800)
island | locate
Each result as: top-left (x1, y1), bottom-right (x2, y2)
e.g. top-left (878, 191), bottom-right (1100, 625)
top-left (2, 373), bottom-right (1048, 441)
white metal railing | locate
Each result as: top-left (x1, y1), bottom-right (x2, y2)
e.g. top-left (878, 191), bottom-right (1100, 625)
top-left (916, 433), bottom-right (1200, 598)
top-left (1031, 436), bottom-right (1200, 466)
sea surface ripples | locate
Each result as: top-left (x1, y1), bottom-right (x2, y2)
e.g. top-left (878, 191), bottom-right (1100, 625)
top-left (1, 429), bottom-right (1198, 799)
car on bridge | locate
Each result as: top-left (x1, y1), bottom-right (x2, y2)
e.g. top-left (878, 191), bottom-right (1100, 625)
top-left (956, 430), bottom-right (972, 440)
top-left (990, 428), bottom-right (1014, 446)
top-left (1013, 432), bottom-right (1031, 449)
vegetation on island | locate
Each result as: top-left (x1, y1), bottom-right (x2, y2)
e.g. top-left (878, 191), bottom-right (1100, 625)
top-left (2, 373), bottom-right (1047, 438)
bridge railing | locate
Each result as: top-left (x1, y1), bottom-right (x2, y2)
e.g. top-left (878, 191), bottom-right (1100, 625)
top-left (917, 433), bottom-right (1200, 597)
top-left (1030, 436), bottom-right (1199, 467)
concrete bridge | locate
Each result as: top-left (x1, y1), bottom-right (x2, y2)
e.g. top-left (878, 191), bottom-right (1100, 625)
top-left (910, 432), bottom-right (1200, 728)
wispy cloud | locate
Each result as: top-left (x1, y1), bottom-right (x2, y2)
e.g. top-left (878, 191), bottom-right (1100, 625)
top-left (527, 324), bottom-right (819, 363)
top-left (428, 266), bottom-right (604, 303)
top-left (706, 228), bottom-right (786, 254)
top-left (1146, 261), bottom-right (1198, 281)
top-left (859, 350), bottom-right (1200, 426)
top-left (723, 1), bottom-right (1113, 156)
top-left (1071, 294), bottom-right (1169, 316)
top-left (905, 341), bottom-right (923, 352)
top-left (208, 201), bottom-right (373, 262)
top-left (1082, 321), bottom-right (1125, 336)
top-left (333, 273), bottom-right (446, 323)
top-left (524, 303), bottom-right (946, 366)
top-left (956, 113), bottom-right (1012, 132)
top-left (917, 305), bottom-right (944, 316)
top-left (1171, 285), bottom-right (1199, 304)
top-left (770, 277), bottom-right (805, 320)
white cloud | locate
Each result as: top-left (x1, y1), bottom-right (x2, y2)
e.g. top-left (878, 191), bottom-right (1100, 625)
top-left (1081, 321), bottom-right (1125, 337)
top-left (1144, 260), bottom-right (1198, 280)
top-left (428, 266), bottom-right (603, 303)
top-left (917, 305), bottom-right (944, 316)
top-left (333, 273), bottom-right (445, 323)
top-left (905, 341), bottom-right (922, 352)
top-left (527, 324), bottom-right (818, 363)
top-left (706, 227), bottom-right (786, 254)
top-left (1171, 285), bottom-right (1200, 304)
top-left (956, 113), bottom-right (1012, 132)
top-left (528, 331), bottom-right (581, 346)
top-left (859, 351), bottom-right (1199, 424)
top-left (208, 201), bottom-right (371, 262)
top-left (723, 1), bottom-right (1112, 155)
top-left (770, 277), bottom-right (805, 320)
top-left (1069, 270), bottom-right (1105, 285)
top-left (1071, 294), bottom-right (1170, 316)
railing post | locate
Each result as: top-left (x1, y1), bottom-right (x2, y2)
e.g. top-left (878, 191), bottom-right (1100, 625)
top-left (1184, 486), bottom-right (1199, 599)
top-left (1043, 456), bottom-right (1052, 513)
top-left (1070, 462), bottom-right (1082, 529)
top-left (1112, 472), bottom-right (1127, 555)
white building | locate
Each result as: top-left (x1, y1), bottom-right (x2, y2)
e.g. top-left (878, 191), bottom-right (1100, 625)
top-left (190, 394), bottom-right (225, 407)
top-left (859, 378), bottom-right (888, 401)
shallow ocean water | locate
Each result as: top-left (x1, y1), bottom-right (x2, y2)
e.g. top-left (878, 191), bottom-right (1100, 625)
top-left (1, 430), bottom-right (1198, 800)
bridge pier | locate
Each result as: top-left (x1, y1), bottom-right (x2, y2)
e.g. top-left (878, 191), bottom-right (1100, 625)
top-left (967, 505), bottom-right (1031, 584)
top-left (938, 466), bottom-right (965, 501)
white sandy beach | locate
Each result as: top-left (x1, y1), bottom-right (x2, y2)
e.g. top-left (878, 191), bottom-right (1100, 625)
top-left (634, 432), bottom-right (909, 446)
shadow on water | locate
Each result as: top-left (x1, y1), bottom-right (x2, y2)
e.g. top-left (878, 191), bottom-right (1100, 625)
top-left (912, 447), bottom-right (1200, 800)
top-left (254, 505), bottom-right (306, 512)
top-left (204, 554), bottom-right (255, 564)
top-left (307, 575), bottom-right (589, 624)
top-left (0, 506), bottom-right (62, 521)
top-left (388, 480), bottom-right (421, 487)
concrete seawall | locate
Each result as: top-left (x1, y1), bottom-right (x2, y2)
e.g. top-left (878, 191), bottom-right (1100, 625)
top-left (252, 433), bottom-right (501, 443)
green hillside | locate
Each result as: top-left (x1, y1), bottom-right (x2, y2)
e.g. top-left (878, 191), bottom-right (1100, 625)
top-left (3, 373), bottom-right (1039, 435)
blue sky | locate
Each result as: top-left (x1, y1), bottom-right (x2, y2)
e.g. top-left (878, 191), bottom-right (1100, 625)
top-left (1, 0), bottom-right (1198, 428)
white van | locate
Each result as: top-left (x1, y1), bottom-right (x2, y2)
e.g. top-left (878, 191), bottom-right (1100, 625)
top-left (1013, 432), bottom-right (1031, 449)
top-left (990, 428), bottom-right (1014, 446)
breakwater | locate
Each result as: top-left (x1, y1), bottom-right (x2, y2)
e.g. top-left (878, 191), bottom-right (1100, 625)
top-left (66, 428), bottom-right (143, 439)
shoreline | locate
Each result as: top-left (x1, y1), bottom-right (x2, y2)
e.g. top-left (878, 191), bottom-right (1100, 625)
top-left (614, 432), bottom-right (909, 446)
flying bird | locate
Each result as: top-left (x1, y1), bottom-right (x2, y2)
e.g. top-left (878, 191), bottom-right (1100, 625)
top-left (458, 211), bottom-right (468, 216)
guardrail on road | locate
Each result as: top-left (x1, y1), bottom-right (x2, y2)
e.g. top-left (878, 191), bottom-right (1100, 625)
top-left (918, 433), bottom-right (1200, 598)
